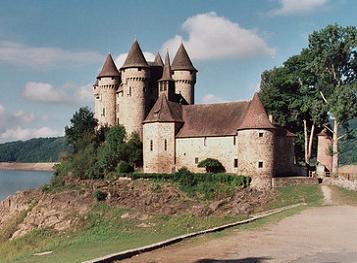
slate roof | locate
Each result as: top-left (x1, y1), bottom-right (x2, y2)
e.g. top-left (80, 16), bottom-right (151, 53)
top-left (318, 128), bottom-right (333, 137)
top-left (171, 43), bottom-right (197, 72)
top-left (97, 54), bottom-right (120, 79)
top-left (176, 102), bottom-right (249, 137)
top-left (143, 94), bottom-right (183, 123)
top-left (121, 40), bottom-right (149, 69)
top-left (159, 51), bottom-right (173, 81)
top-left (237, 93), bottom-right (276, 130)
top-left (154, 52), bottom-right (164, 67)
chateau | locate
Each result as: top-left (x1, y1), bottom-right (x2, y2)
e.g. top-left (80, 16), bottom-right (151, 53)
top-left (93, 40), bottom-right (301, 188)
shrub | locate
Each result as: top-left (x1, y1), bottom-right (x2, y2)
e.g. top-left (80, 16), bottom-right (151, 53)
top-left (116, 161), bottom-right (134, 173)
top-left (93, 190), bottom-right (108, 202)
top-left (197, 158), bottom-right (225, 173)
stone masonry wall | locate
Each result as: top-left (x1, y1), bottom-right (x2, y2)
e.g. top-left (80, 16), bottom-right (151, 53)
top-left (118, 68), bottom-right (150, 138)
top-left (95, 77), bottom-right (120, 126)
top-left (175, 136), bottom-right (238, 173)
top-left (237, 129), bottom-right (275, 189)
top-left (143, 122), bottom-right (176, 173)
top-left (172, 70), bottom-right (195, 104)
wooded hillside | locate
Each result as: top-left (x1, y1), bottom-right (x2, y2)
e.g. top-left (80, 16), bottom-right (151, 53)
top-left (0, 137), bottom-right (71, 162)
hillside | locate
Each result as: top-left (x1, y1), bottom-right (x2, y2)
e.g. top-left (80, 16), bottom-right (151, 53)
top-left (0, 137), bottom-right (71, 163)
top-left (340, 119), bottom-right (357, 165)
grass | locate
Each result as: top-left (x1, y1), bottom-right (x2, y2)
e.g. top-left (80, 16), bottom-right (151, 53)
top-left (0, 203), bottom-right (242, 263)
top-left (264, 185), bottom-right (323, 210)
top-left (329, 185), bottom-right (357, 206)
top-left (0, 185), bottom-right (324, 263)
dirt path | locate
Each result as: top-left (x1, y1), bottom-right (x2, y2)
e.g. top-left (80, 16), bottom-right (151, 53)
top-left (122, 186), bottom-right (357, 263)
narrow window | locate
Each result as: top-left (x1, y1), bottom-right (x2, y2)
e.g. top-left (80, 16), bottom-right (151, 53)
top-left (258, 161), bottom-right (263, 168)
top-left (128, 87), bottom-right (132, 96)
top-left (138, 68), bottom-right (142, 71)
top-left (150, 140), bottom-right (153, 151)
top-left (195, 157), bottom-right (199, 164)
top-left (102, 108), bottom-right (105, 117)
top-left (234, 159), bottom-right (238, 168)
top-left (233, 136), bottom-right (236, 145)
top-left (259, 132), bottom-right (264, 138)
top-left (203, 137), bottom-right (207, 146)
top-left (164, 139), bottom-right (167, 151)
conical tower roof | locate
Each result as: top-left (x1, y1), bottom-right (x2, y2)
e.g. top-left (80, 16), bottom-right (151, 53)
top-left (144, 93), bottom-right (183, 123)
top-left (238, 93), bottom-right (275, 130)
top-left (171, 43), bottom-right (197, 72)
top-left (159, 51), bottom-right (173, 81)
top-left (121, 40), bottom-right (149, 69)
top-left (97, 54), bottom-right (120, 79)
top-left (154, 52), bottom-right (164, 67)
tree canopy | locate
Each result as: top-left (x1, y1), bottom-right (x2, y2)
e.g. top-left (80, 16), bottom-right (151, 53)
top-left (260, 24), bottom-right (357, 169)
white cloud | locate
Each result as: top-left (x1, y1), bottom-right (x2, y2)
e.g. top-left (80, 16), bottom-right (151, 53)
top-left (0, 40), bottom-right (102, 68)
top-left (13, 110), bottom-right (36, 123)
top-left (0, 104), bottom-right (4, 114)
top-left (269, 0), bottom-right (328, 16)
top-left (201, 94), bottom-right (228, 104)
top-left (0, 126), bottom-right (63, 142)
top-left (162, 12), bottom-right (275, 60)
top-left (114, 52), bottom-right (155, 68)
top-left (22, 82), bottom-right (93, 105)
top-left (22, 82), bottom-right (69, 103)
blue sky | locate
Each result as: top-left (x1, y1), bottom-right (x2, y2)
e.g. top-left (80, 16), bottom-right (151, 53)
top-left (0, 0), bottom-right (356, 142)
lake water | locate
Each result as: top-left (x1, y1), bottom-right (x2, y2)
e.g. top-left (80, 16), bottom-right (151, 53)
top-left (0, 170), bottom-right (53, 201)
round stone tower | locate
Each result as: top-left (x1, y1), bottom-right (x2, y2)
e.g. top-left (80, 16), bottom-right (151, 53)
top-left (237, 93), bottom-right (276, 189)
top-left (317, 128), bottom-right (333, 175)
top-left (118, 40), bottom-right (150, 138)
top-left (94, 54), bottom-right (121, 127)
top-left (171, 43), bottom-right (197, 105)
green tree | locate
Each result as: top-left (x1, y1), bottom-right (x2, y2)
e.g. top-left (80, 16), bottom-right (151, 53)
top-left (125, 132), bottom-right (143, 167)
top-left (97, 125), bottom-right (127, 174)
top-left (197, 158), bottom-right (225, 173)
top-left (65, 107), bottom-right (97, 153)
top-left (308, 24), bottom-right (357, 173)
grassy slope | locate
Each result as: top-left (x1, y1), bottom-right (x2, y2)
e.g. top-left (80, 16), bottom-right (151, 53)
top-left (0, 185), bottom-right (323, 263)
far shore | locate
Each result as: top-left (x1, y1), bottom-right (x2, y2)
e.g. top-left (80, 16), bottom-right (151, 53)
top-left (0, 162), bottom-right (58, 172)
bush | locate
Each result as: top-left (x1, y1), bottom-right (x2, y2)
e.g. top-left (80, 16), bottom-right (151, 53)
top-left (116, 161), bottom-right (134, 173)
top-left (117, 170), bottom-right (251, 200)
top-left (93, 190), bottom-right (108, 202)
top-left (197, 158), bottom-right (225, 173)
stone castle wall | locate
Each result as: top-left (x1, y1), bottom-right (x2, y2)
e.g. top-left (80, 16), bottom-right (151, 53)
top-left (237, 129), bottom-right (275, 189)
top-left (94, 77), bottom-right (120, 126)
top-left (172, 70), bottom-right (196, 104)
top-left (143, 122), bottom-right (176, 173)
top-left (118, 68), bottom-right (150, 138)
top-left (175, 136), bottom-right (238, 173)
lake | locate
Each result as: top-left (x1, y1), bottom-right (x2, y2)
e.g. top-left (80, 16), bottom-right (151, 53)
top-left (0, 170), bottom-right (53, 201)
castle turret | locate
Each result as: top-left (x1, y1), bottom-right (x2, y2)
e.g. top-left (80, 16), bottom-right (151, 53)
top-left (94, 54), bottom-right (121, 127)
top-left (317, 128), bottom-right (333, 175)
top-left (237, 93), bottom-right (276, 189)
top-left (118, 40), bottom-right (150, 138)
top-left (171, 44), bottom-right (197, 104)
top-left (143, 93), bottom-right (183, 173)
top-left (158, 51), bottom-right (176, 101)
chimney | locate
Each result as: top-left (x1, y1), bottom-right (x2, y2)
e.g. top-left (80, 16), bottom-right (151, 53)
top-left (269, 114), bottom-right (274, 123)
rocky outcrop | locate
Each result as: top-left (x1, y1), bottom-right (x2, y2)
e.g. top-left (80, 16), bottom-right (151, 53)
top-left (0, 178), bottom-right (275, 241)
